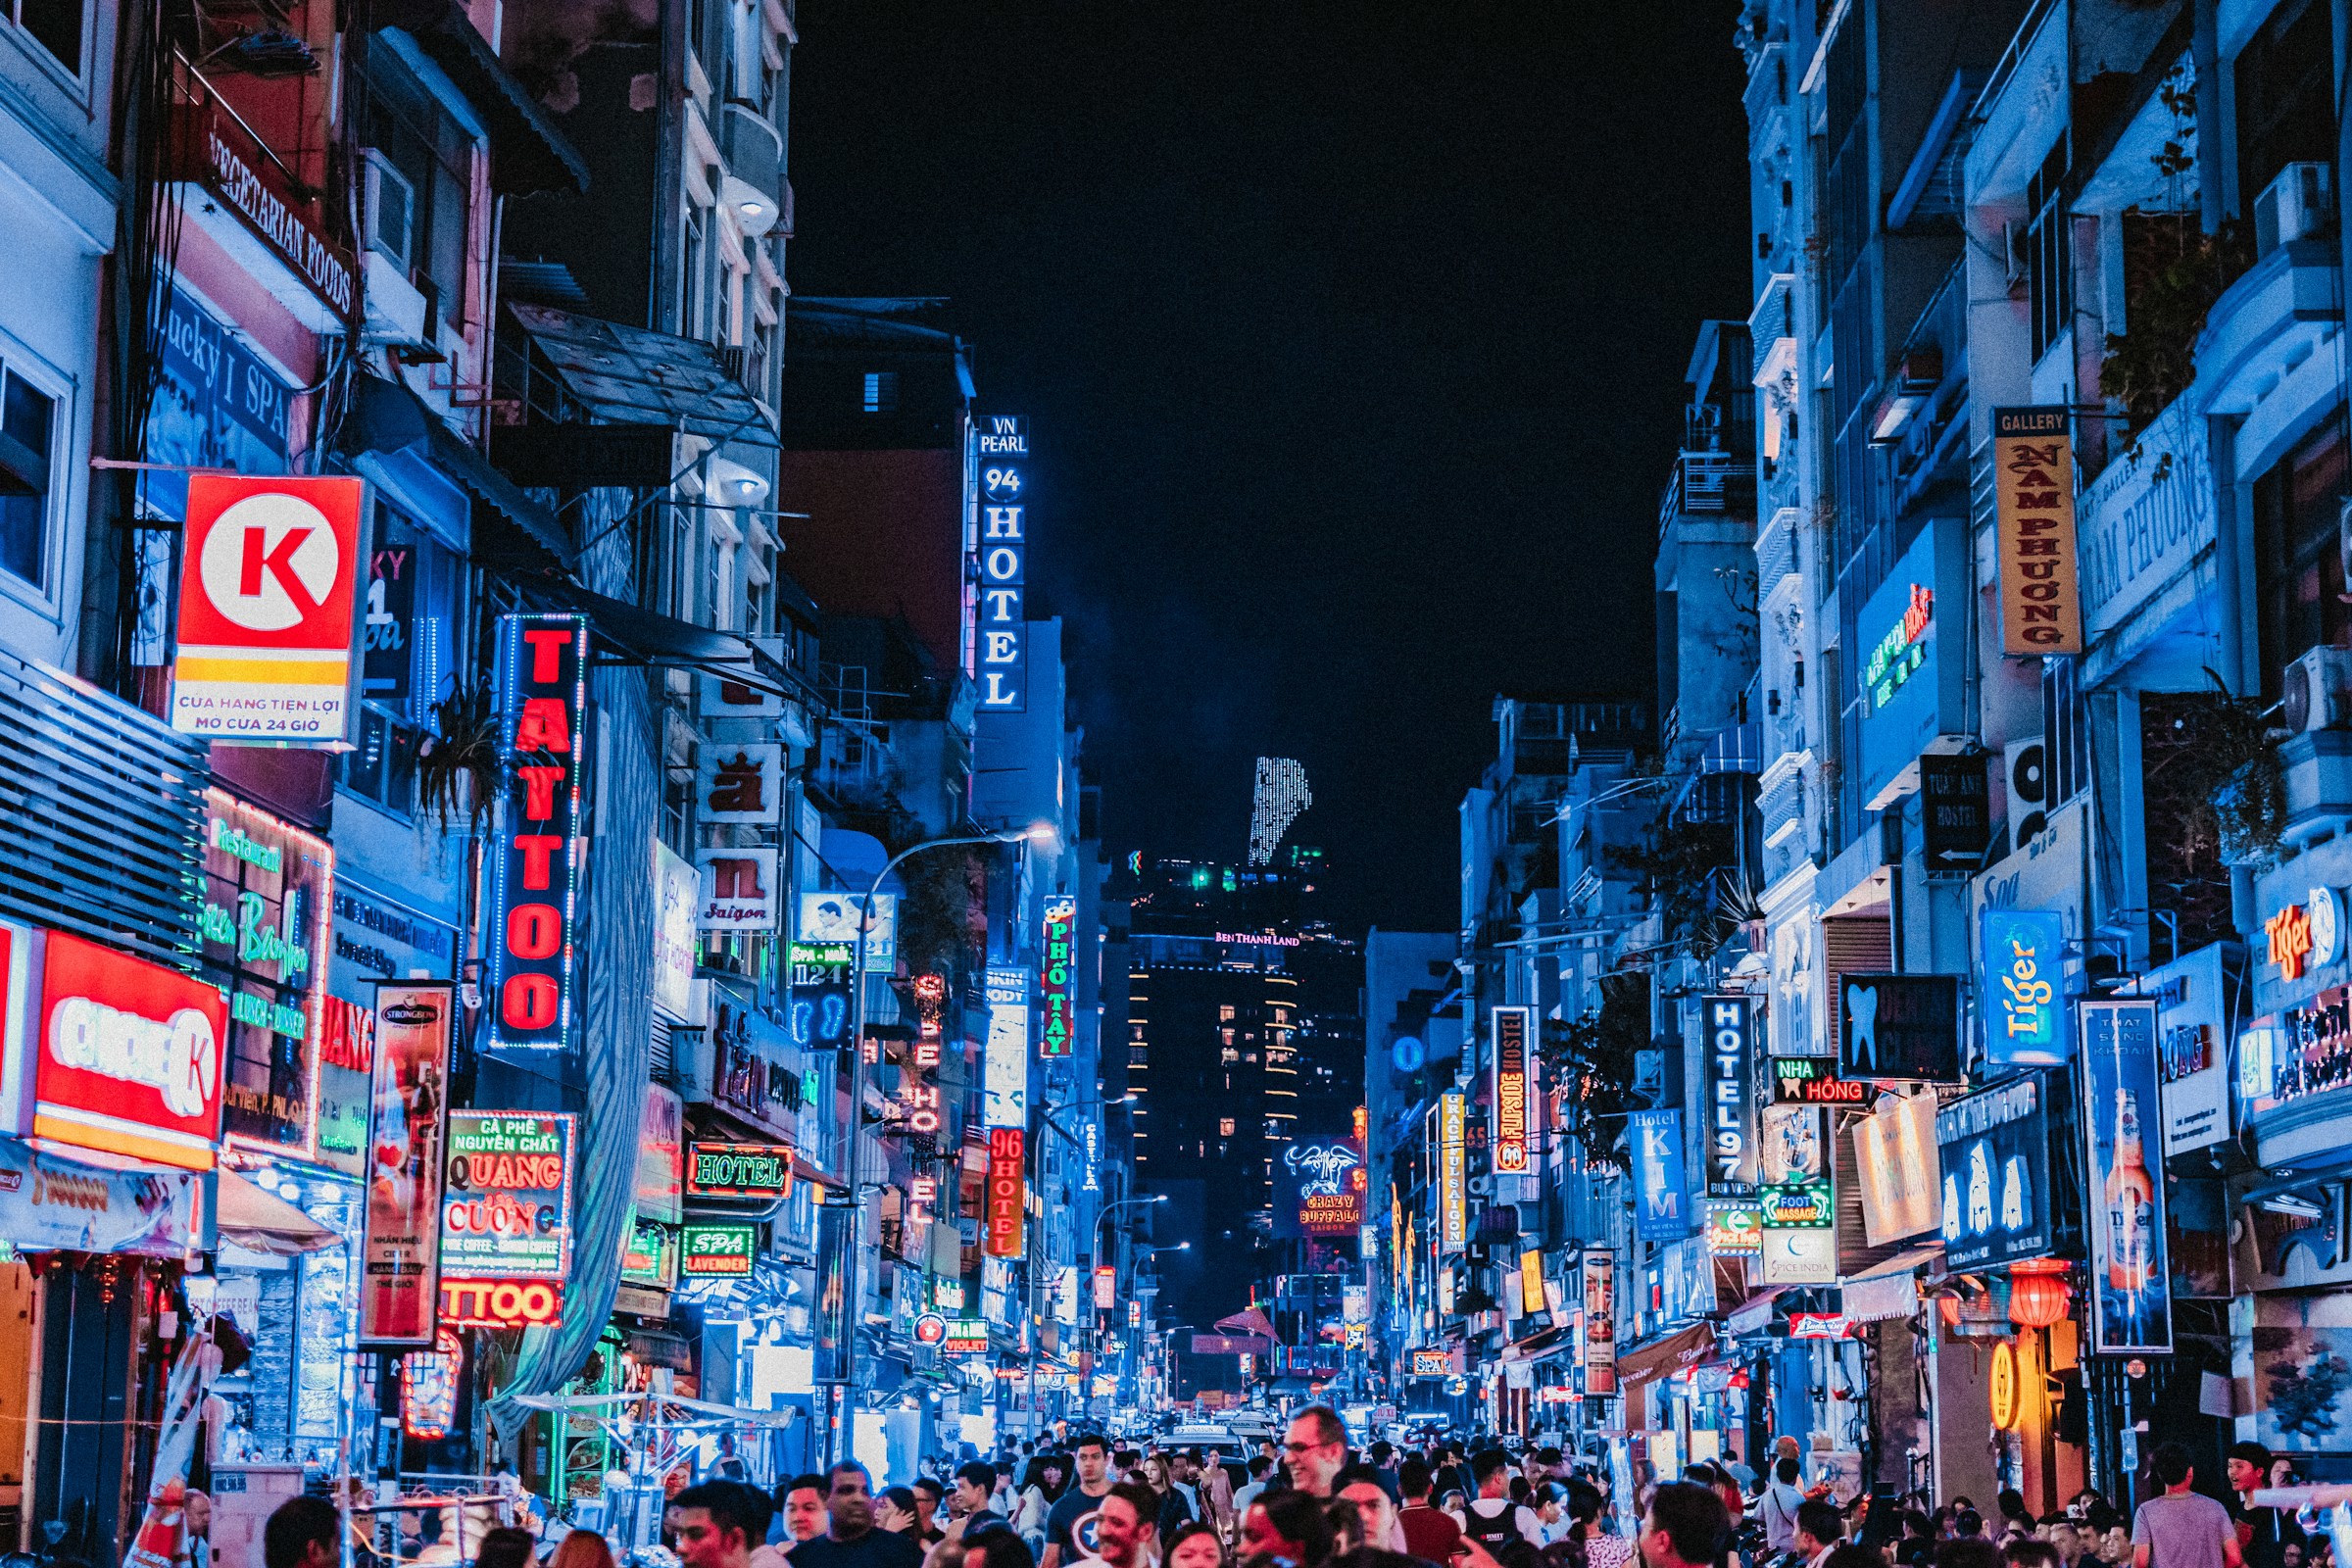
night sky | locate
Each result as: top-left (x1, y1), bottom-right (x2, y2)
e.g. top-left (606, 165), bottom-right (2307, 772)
top-left (787, 3), bottom-right (1752, 934)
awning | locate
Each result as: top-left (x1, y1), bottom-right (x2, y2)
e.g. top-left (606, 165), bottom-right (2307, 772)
top-left (339, 374), bottom-right (575, 574)
top-left (506, 302), bottom-right (770, 443)
top-left (1839, 1242), bottom-right (1944, 1324)
top-left (372, 0), bottom-right (589, 196)
top-left (1214, 1306), bottom-right (1278, 1338)
top-left (1499, 1323), bottom-right (1570, 1363)
top-left (216, 1170), bottom-right (341, 1255)
top-left (1725, 1289), bottom-right (1784, 1337)
top-left (1614, 1321), bottom-right (1718, 1390)
top-left (514, 576), bottom-right (758, 668)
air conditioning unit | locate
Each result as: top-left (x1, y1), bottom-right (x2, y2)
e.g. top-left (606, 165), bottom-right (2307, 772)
top-left (2282, 646), bottom-right (2352, 734)
top-left (2254, 162), bottom-right (2335, 257)
top-left (2002, 738), bottom-right (2048, 848)
top-left (363, 149), bottom-right (416, 269)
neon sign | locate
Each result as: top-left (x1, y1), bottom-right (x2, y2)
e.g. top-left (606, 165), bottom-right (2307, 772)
top-left (974, 415), bottom-right (1029, 710)
top-left (1492, 1006), bottom-right (1531, 1174)
top-left (1862, 584), bottom-right (1933, 710)
top-left (985, 1127), bottom-right (1025, 1256)
top-left (1039, 896), bottom-right (1076, 1057)
top-left (482, 613), bottom-right (586, 1051)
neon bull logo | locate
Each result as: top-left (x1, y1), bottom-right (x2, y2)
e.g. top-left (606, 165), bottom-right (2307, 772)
top-left (1284, 1142), bottom-right (1359, 1200)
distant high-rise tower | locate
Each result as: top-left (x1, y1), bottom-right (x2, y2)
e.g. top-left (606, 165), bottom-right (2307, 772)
top-left (1249, 758), bottom-right (1311, 866)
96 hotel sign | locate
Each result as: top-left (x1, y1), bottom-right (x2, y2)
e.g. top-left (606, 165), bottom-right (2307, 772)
top-left (172, 474), bottom-right (367, 743)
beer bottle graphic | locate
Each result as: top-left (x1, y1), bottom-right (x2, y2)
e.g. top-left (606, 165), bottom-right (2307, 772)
top-left (2105, 1087), bottom-right (2157, 1296)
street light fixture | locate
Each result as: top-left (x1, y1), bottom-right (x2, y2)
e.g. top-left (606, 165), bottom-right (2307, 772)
top-left (820, 819), bottom-right (1054, 1467)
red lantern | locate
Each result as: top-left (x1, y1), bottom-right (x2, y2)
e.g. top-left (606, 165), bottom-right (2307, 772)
top-left (2007, 1260), bottom-right (2072, 1329)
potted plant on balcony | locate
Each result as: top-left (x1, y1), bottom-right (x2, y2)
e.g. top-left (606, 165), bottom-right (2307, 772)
top-left (2157, 674), bottom-right (2285, 866)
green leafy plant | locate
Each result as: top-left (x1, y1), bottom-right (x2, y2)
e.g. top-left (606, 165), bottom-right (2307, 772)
top-left (2150, 672), bottom-right (2285, 867)
top-left (1540, 973), bottom-right (1649, 1174)
top-left (2100, 214), bottom-right (2253, 428)
top-left (416, 677), bottom-right (500, 836)
top-left (1608, 809), bottom-right (1742, 956)
top-left (2268, 1352), bottom-right (2352, 1440)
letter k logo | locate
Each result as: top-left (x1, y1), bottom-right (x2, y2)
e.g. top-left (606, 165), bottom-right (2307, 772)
top-left (197, 491), bottom-right (343, 632)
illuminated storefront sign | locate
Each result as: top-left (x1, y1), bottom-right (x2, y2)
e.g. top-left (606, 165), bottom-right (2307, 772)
top-left (1992, 407), bottom-right (2083, 655)
top-left (2267, 889), bottom-right (2339, 982)
top-left (620, 1219), bottom-right (678, 1289)
top-left (974, 415), bottom-right (1030, 710)
top-left (985, 1127), bottom-right (1025, 1257)
top-left (685, 1141), bottom-right (793, 1200)
top-left (1935, 1071), bottom-right (2053, 1271)
top-left (1982, 907), bottom-right (2070, 1065)
top-left (1990, 1341), bottom-right (2021, 1429)
top-left (204, 790), bottom-right (332, 1156)
top-left (359, 983), bottom-right (453, 1346)
top-left (1772, 1057), bottom-right (1867, 1104)
top-left (983, 965), bottom-right (1030, 1127)
top-left (1492, 1005), bottom-right (1531, 1174)
top-left (1439, 1092), bottom-right (1466, 1250)
top-left (18, 927), bottom-right (230, 1171)
top-left (788, 942), bottom-right (854, 1050)
top-left (171, 473), bottom-right (366, 743)
top-left (439, 1111), bottom-right (574, 1280)
top-left (1411, 1349), bottom-right (1451, 1377)
top-left (1631, 1107), bottom-right (1690, 1241)
top-left (483, 614), bottom-right (586, 1051)
top-left (1039, 895), bottom-right (1076, 1057)
top-left (797, 891), bottom-right (895, 969)
top-left (1581, 1252), bottom-right (1615, 1395)
top-left (1704, 995), bottom-right (1755, 1189)
top-left (1703, 1200), bottom-right (1762, 1256)
top-left (1519, 1249), bottom-right (1544, 1318)
top-left (699, 847), bottom-right (780, 931)
top-left (1838, 973), bottom-right (1961, 1080)
top-left (943, 1319), bottom-right (989, 1353)
top-left (679, 1221), bottom-right (759, 1277)
top-left (439, 1277), bottom-right (562, 1329)
top-left (1274, 1135), bottom-right (1366, 1238)
top-left (2081, 1000), bottom-right (2171, 1354)
top-left (1863, 584), bottom-right (1933, 710)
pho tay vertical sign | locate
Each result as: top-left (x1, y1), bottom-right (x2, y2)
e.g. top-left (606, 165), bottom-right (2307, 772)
top-left (172, 474), bottom-right (368, 742)
top-left (1039, 895), bottom-right (1076, 1057)
top-left (2082, 999), bottom-right (2172, 1354)
top-left (1705, 995), bottom-right (1757, 1191)
top-left (1491, 1005), bottom-right (1531, 1174)
top-left (1992, 407), bottom-right (2083, 655)
top-left (483, 614), bottom-right (586, 1052)
top-left (974, 415), bottom-right (1029, 711)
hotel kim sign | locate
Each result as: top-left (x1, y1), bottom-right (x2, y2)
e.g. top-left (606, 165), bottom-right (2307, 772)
top-left (975, 416), bottom-right (1030, 712)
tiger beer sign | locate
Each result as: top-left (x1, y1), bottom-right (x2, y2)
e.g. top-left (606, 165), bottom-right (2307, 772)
top-left (1992, 408), bottom-right (2082, 655)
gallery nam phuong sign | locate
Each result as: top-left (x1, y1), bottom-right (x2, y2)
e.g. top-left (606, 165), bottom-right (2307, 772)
top-left (482, 614), bottom-right (587, 1052)
top-left (1992, 407), bottom-right (2083, 655)
top-left (172, 474), bottom-right (367, 744)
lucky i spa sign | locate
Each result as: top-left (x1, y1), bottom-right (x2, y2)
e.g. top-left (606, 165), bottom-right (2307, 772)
top-left (172, 474), bottom-right (368, 744)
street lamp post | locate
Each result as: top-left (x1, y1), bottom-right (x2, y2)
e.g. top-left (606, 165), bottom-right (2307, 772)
top-left (819, 823), bottom-right (1046, 1468)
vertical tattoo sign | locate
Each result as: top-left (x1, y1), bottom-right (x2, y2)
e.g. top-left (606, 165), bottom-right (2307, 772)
top-left (483, 613), bottom-right (587, 1052)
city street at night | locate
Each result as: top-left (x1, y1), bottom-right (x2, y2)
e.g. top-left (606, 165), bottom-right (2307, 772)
top-left (0, 3), bottom-right (2344, 1568)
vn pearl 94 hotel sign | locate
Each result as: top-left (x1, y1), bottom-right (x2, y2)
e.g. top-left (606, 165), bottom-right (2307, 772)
top-left (973, 416), bottom-right (1029, 712)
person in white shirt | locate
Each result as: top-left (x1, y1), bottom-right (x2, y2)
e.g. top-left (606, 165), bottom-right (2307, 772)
top-left (1752, 1458), bottom-right (1806, 1556)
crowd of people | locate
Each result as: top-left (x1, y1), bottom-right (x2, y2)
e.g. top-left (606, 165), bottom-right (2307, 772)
top-left (237, 1418), bottom-right (2342, 1568)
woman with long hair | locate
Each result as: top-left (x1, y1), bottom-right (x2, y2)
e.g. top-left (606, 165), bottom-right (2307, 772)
top-left (1167, 1521), bottom-right (1234, 1568)
top-left (549, 1534), bottom-right (616, 1568)
top-left (1242, 1494), bottom-right (1338, 1568)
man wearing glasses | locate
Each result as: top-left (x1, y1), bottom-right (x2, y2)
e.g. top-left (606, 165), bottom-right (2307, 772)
top-left (1281, 1406), bottom-right (1350, 1498)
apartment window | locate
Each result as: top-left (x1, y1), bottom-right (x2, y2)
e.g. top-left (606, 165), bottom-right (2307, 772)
top-left (2254, 419), bottom-right (2351, 702)
top-left (1218, 1004), bottom-right (1235, 1022)
top-left (684, 208), bottom-right (711, 343)
top-left (1219, 1048), bottom-right (1238, 1064)
top-left (861, 371), bottom-right (898, 415)
top-left (2027, 137), bottom-right (2073, 366)
top-left (9, 0), bottom-right (80, 74)
top-left (1219, 1118), bottom-right (1235, 1137)
top-left (342, 707), bottom-right (422, 813)
top-left (666, 501), bottom-right (696, 622)
top-left (356, 48), bottom-right (474, 335)
top-left (2236, 0), bottom-right (2334, 210)
top-left (0, 365), bottom-right (58, 590)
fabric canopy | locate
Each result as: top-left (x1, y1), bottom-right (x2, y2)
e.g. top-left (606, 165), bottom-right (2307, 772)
top-left (1614, 1321), bottom-right (1718, 1390)
top-left (216, 1170), bottom-right (340, 1255)
top-left (1214, 1306), bottom-right (1278, 1338)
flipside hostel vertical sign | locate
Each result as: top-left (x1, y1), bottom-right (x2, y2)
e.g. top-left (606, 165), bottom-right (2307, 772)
top-left (1491, 1005), bottom-right (1531, 1174)
top-left (974, 416), bottom-right (1029, 712)
top-left (1705, 995), bottom-right (1757, 1191)
top-left (483, 615), bottom-right (586, 1051)
top-left (1039, 895), bottom-right (1076, 1057)
top-left (1992, 407), bottom-right (2083, 655)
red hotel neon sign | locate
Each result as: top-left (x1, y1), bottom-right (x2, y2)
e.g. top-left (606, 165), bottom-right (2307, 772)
top-left (985, 1127), bottom-right (1025, 1257)
top-left (484, 614), bottom-right (587, 1052)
